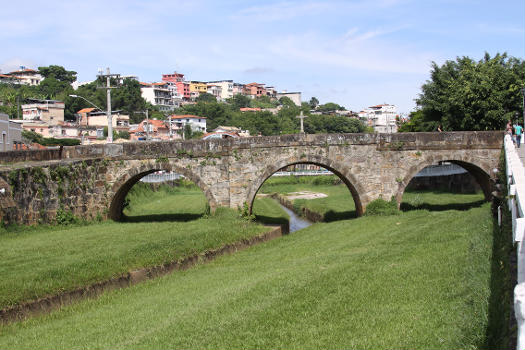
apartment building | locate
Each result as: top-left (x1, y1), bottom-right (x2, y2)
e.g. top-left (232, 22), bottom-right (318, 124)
top-left (140, 82), bottom-right (179, 111)
top-left (162, 72), bottom-right (191, 101)
top-left (243, 83), bottom-right (266, 98)
top-left (206, 84), bottom-right (222, 100)
top-left (358, 104), bottom-right (398, 133)
top-left (207, 80), bottom-right (234, 100)
top-left (232, 83), bottom-right (245, 96)
top-left (189, 81), bottom-right (208, 96)
top-left (21, 99), bottom-right (65, 125)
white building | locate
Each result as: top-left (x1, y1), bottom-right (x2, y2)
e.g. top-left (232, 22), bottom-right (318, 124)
top-left (169, 115), bottom-right (207, 133)
top-left (276, 91), bottom-right (301, 106)
top-left (359, 104), bottom-right (398, 133)
top-left (4, 67), bottom-right (42, 86)
top-left (207, 80), bottom-right (234, 100)
top-left (140, 82), bottom-right (180, 112)
top-left (206, 84), bottom-right (223, 101)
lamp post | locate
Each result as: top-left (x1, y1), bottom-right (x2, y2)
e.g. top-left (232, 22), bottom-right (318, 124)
top-left (69, 94), bottom-right (102, 110)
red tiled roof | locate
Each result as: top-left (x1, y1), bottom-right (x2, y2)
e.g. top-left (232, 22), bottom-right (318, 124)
top-left (240, 107), bottom-right (261, 112)
top-left (8, 68), bottom-right (38, 74)
top-left (77, 107), bottom-right (96, 114)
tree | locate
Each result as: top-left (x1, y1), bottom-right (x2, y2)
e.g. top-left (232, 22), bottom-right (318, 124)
top-left (305, 115), bottom-right (366, 134)
top-left (279, 96), bottom-right (296, 107)
top-left (196, 92), bottom-right (217, 103)
top-left (318, 102), bottom-right (345, 114)
top-left (250, 95), bottom-right (278, 109)
top-left (38, 65), bottom-right (77, 84)
top-left (111, 78), bottom-right (147, 118)
top-left (411, 52), bottom-right (525, 131)
top-left (309, 97), bottom-right (319, 109)
top-left (227, 94), bottom-right (251, 109)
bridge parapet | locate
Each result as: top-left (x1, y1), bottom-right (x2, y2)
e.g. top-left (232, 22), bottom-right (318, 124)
top-left (0, 131), bottom-right (504, 165)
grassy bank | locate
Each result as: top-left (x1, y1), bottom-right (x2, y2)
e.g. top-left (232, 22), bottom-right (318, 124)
top-left (258, 175), bottom-right (485, 220)
top-left (0, 182), bottom-right (278, 310)
top-left (0, 200), bottom-right (493, 349)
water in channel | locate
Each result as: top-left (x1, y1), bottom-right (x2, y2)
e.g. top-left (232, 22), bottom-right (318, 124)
top-left (278, 202), bottom-right (312, 232)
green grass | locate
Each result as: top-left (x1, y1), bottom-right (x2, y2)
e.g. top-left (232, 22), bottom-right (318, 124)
top-left (401, 190), bottom-right (486, 211)
top-left (259, 176), bottom-right (486, 220)
top-left (259, 176), bottom-right (356, 220)
top-left (253, 195), bottom-right (290, 227)
top-left (0, 200), bottom-right (494, 349)
top-left (0, 183), bottom-right (274, 310)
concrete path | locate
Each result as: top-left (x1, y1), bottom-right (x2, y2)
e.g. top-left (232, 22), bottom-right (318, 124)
top-left (516, 142), bottom-right (525, 165)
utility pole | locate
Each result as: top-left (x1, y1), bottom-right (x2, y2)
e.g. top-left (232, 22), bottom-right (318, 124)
top-left (97, 68), bottom-right (120, 143)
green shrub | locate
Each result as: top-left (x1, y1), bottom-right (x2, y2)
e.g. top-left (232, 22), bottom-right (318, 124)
top-left (55, 207), bottom-right (78, 225)
top-left (364, 197), bottom-right (399, 216)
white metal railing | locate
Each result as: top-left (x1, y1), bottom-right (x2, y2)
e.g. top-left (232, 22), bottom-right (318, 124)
top-left (140, 171), bottom-right (183, 183)
top-left (504, 134), bottom-right (525, 350)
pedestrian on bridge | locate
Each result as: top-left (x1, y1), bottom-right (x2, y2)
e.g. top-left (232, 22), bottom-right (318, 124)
top-left (506, 121), bottom-right (515, 144)
top-left (515, 123), bottom-right (523, 148)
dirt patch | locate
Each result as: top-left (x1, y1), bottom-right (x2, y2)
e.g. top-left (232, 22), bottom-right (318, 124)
top-left (0, 226), bottom-right (282, 324)
top-left (285, 191), bottom-right (327, 200)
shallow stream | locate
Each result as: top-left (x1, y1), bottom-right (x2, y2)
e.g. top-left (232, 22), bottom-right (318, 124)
top-left (277, 202), bottom-right (312, 232)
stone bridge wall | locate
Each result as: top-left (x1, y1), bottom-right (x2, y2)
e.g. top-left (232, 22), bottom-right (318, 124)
top-left (0, 131), bottom-right (503, 224)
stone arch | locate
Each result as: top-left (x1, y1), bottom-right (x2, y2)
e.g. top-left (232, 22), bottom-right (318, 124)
top-left (246, 155), bottom-right (364, 216)
top-left (108, 160), bottom-right (217, 221)
top-left (395, 155), bottom-right (493, 206)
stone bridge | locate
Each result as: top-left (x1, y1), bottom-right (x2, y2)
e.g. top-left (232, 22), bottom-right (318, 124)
top-left (0, 131), bottom-right (503, 224)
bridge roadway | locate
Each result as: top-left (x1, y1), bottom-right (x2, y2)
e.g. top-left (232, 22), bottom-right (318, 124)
top-left (0, 131), bottom-right (503, 224)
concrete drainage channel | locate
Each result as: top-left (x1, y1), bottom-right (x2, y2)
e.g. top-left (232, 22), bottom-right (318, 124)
top-left (0, 226), bottom-right (283, 324)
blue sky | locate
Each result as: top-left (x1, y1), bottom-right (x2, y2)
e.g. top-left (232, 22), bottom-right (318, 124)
top-left (1, 0), bottom-right (523, 113)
